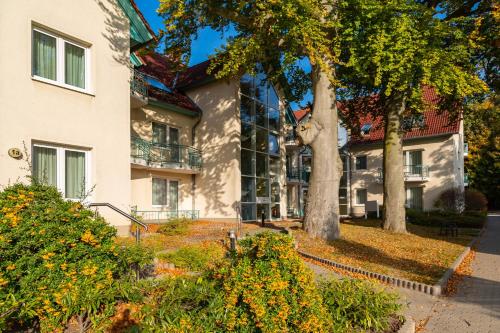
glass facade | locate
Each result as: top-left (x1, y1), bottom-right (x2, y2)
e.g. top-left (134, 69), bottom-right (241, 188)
top-left (240, 73), bottom-right (282, 221)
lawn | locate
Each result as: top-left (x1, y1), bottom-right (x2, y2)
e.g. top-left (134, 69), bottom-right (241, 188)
top-left (291, 219), bottom-right (480, 285)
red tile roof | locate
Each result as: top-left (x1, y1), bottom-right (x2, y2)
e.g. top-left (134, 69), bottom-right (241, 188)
top-left (343, 88), bottom-right (460, 145)
top-left (136, 53), bottom-right (201, 114)
top-left (293, 107), bottom-right (311, 123)
top-left (293, 87), bottom-right (460, 145)
top-left (174, 60), bottom-right (214, 89)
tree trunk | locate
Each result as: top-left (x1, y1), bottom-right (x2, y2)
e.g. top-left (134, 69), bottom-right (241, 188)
top-left (382, 94), bottom-right (407, 233)
top-left (298, 65), bottom-right (342, 240)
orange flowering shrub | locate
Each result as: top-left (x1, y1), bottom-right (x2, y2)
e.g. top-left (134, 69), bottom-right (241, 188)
top-left (0, 183), bottom-right (152, 332)
top-left (216, 232), bottom-right (331, 332)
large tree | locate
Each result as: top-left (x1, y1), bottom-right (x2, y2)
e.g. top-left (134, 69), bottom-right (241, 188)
top-left (157, 0), bottom-right (343, 240)
top-left (338, 0), bottom-right (486, 232)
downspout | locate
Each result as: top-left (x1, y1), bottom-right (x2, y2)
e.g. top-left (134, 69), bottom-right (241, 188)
top-left (191, 108), bottom-right (203, 214)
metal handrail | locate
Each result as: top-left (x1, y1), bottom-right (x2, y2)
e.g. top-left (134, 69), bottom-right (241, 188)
top-left (89, 203), bottom-right (148, 244)
top-left (131, 69), bottom-right (148, 98)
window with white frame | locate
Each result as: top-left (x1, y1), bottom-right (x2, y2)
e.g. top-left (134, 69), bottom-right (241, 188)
top-left (406, 187), bottom-right (423, 211)
top-left (152, 178), bottom-right (178, 210)
top-left (32, 27), bottom-right (90, 92)
top-left (355, 155), bottom-right (367, 170)
top-left (32, 144), bottom-right (90, 199)
top-left (356, 188), bottom-right (367, 205)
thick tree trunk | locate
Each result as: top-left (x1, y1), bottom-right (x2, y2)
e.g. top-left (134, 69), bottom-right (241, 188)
top-left (382, 94), bottom-right (407, 233)
top-left (298, 66), bottom-right (342, 240)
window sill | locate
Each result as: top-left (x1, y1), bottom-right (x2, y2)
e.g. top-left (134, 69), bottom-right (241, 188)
top-left (32, 76), bottom-right (95, 96)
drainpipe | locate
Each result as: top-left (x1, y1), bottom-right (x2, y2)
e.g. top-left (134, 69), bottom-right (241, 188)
top-left (191, 108), bottom-right (203, 213)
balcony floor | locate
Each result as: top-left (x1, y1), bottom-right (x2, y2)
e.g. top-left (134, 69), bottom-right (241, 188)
top-left (131, 158), bottom-right (201, 174)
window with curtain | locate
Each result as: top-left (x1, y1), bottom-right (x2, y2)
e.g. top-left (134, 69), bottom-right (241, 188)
top-left (32, 27), bottom-right (89, 91)
top-left (356, 189), bottom-right (367, 205)
top-left (32, 144), bottom-right (89, 199)
top-left (65, 42), bottom-right (85, 89)
top-left (65, 150), bottom-right (86, 199)
top-left (33, 30), bottom-right (57, 81)
top-left (152, 178), bottom-right (179, 209)
top-left (33, 146), bottom-right (57, 186)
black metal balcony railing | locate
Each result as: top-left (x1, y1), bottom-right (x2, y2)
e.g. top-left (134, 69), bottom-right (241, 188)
top-left (376, 165), bottom-right (429, 182)
top-left (131, 69), bottom-right (148, 98)
top-left (286, 167), bottom-right (310, 183)
top-left (131, 135), bottom-right (202, 170)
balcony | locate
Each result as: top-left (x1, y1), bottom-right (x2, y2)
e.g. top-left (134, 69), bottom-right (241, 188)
top-left (376, 165), bottom-right (429, 183)
top-left (286, 167), bottom-right (310, 183)
top-left (131, 136), bottom-right (202, 174)
top-left (130, 69), bottom-right (148, 108)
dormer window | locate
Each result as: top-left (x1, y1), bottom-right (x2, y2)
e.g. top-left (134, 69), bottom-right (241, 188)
top-left (361, 123), bottom-right (372, 135)
top-left (402, 115), bottom-right (425, 131)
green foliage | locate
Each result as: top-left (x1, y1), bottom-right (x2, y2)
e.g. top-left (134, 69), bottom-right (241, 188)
top-left (157, 217), bottom-right (191, 236)
top-left (216, 232), bottom-right (331, 332)
top-left (406, 209), bottom-right (486, 229)
top-left (464, 189), bottom-right (489, 211)
top-left (157, 242), bottom-right (225, 271)
top-left (136, 277), bottom-right (226, 332)
top-left (464, 95), bottom-right (500, 208)
top-left (0, 183), bottom-right (152, 332)
top-left (157, 0), bottom-right (338, 101)
top-left (319, 278), bottom-right (401, 333)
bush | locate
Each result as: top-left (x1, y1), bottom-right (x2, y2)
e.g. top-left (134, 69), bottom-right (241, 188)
top-left (406, 209), bottom-right (486, 229)
top-left (0, 183), bottom-right (152, 332)
top-left (158, 242), bottom-right (225, 272)
top-left (434, 187), bottom-right (463, 212)
top-left (464, 189), bottom-right (488, 211)
top-left (320, 278), bottom-right (401, 332)
top-left (216, 232), bottom-right (331, 332)
top-left (157, 218), bottom-right (192, 236)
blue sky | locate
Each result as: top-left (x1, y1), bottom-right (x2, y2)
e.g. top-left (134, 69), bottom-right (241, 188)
top-left (135, 0), bottom-right (312, 109)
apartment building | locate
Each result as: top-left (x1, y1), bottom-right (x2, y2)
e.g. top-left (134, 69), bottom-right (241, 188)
top-left (0, 0), bottom-right (154, 235)
top-left (128, 54), bottom-right (293, 223)
top-left (286, 89), bottom-right (465, 218)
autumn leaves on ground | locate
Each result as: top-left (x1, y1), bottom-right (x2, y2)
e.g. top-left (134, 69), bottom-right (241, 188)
top-left (127, 218), bottom-right (478, 285)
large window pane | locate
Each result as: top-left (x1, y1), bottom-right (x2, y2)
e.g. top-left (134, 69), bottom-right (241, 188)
top-left (65, 42), bottom-right (85, 88)
top-left (169, 181), bottom-right (178, 210)
top-left (241, 149), bottom-right (255, 176)
top-left (269, 156), bottom-right (280, 178)
top-left (241, 177), bottom-right (255, 202)
top-left (271, 181), bottom-right (280, 202)
top-left (268, 86), bottom-right (279, 110)
top-left (271, 204), bottom-right (280, 219)
top-left (240, 74), bottom-right (253, 96)
top-left (240, 96), bottom-right (254, 123)
top-left (152, 123), bottom-right (167, 145)
top-left (152, 178), bottom-right (167, 206)
top-left (65, 150), bottom-right (86, 199)
top-left (256, 178), bottom-right (269, 197)
top-left (257, 204), bottom-right (269, 220)
top-left (254, 73), bottom-right (267, 105)
top-left (255, 102), bottom-right (267, 128)
top-left (241, 122), bottom-right (253, 150)
top-left (33, 31), bottom-right (56, 80)
top-left (269, 133), bottom-right (280, 155)
top-left (269, 107), bottom-right (280, 132)
top-left (256, 128), bottom-right (268, 152)
top-left (33, 146), bottom-right (57, 186)
top-left (256, 153), bottom-right (268, 178)
top-left (241, 203), bottom-right (256, 221)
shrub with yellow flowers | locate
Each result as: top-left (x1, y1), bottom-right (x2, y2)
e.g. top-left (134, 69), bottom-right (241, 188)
top-left (0, 183), bottom-right (152, 332)
top-left (215, 231), bottom-right (331, 332)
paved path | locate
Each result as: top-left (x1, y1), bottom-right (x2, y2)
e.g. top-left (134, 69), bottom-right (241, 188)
top-left (423, 213), bottom-right (500, 333)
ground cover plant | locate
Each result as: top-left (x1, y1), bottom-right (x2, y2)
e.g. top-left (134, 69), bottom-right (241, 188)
top-left (406, 209), bottom-right (487, 229)
top-left (0, 183), bottom-right (152, 332)
top-left (157, 241), bottom-right (225, 272)
top-left (293, 219), bottom-right (479, 284)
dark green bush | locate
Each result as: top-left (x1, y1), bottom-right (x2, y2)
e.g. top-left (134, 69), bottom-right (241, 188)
top-left (464, 189), bottom-right (488, 211)
top-left (157, 217), bottom-right (191, 236)
top-left (406, 209), bottom-right (486, 228)
top-left (0, 183), bottom-right (152, 332)
top-left (319, 278), bottom-right (401, 332)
